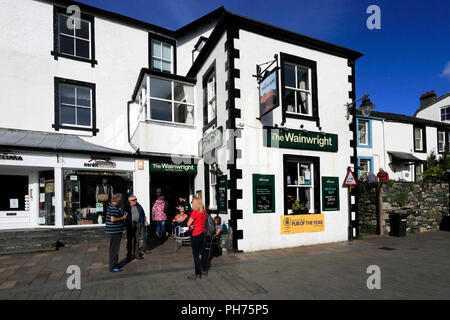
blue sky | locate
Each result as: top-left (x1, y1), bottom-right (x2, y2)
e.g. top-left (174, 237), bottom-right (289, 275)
top-left (77, 0), bottom-right (450, 116)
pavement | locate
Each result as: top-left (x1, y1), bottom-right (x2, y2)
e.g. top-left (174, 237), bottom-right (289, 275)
top-left (0, 231), bottom-right (449, 300)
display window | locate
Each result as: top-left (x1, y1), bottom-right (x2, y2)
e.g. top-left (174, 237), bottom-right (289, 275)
top-left (63, 169), bottom-right (133, 226)
top-left (0, 175), bottom-right (29, 211)
top-left (38, 170), bottom-right (55, 226)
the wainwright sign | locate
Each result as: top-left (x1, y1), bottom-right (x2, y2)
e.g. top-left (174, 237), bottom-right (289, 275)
top-left (84, 158), bottom-right (116, 169)
top-left (264, 127), bottom-right (338, 152)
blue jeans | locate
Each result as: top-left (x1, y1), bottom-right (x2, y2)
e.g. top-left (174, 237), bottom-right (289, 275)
top-left (191, 232), bottom-right (208, 275)
top-left (156, 220), bottom-right (166, 237)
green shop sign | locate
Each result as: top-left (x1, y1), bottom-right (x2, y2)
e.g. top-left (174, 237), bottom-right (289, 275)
top-left (322, 177), bottom-right (340, 211)
top-left (264, 128), bottom-right (338, 152)
top-left (253, 174), bottom-right (275, 213)
top-left (150, 162), bottom-right (197, 173)
top-left (217, 175), bottom-right (227, 215)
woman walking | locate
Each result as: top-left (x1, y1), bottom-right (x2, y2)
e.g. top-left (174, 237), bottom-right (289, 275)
top-left (152, 194), bottom-right (167, 240)
top-left (186, 197), bottom-right (208, 280)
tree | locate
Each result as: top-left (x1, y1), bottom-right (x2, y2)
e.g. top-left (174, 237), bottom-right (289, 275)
top-left (421, 151), bottom-right (449, 182)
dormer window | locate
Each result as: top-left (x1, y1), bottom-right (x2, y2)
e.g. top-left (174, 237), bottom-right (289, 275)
top-left (151, 39), bottom-right (173, 73)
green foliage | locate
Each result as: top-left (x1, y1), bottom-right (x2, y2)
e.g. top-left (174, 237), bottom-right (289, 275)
top-left (393, 192), bottom-right (408, 207)
top-left (420, 151), bottom-right (450, 182)
top-left (425, 210), bottom-right (443, 225)
top-left (387, 179), bottom-right (395, 187)
top-left (292, 200), bottom-right (307, 211)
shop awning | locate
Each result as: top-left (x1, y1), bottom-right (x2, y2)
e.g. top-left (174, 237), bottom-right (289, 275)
top-left (0, 128), bottom-right (132, 156)
top-left (388, 151), bottom-right (422, 163)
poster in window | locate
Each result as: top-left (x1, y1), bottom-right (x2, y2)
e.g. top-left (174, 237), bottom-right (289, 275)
top-left (259, 69), bottom-right (279, 118)
top-left (253, 174), bottom-right (275, 213)
top-left (322, 177), bottom-right (340, 211)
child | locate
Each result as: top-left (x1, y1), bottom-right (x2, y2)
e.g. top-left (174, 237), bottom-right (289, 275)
top-left (171, 206), bottom-right (189, 237)
top-left (214, 216), bottom-right (223, 236)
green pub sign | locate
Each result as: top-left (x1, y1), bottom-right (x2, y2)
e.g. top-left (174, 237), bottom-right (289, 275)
top-left (322, 177), bottom-right (340, 211)
top-left (217, 175), bottom-right (227, 215)
top-left (264, 128), bottom-right (338, 152)
top-left (150, 162), bottom-right (197, 173)
top-left (253, 174), bottom-right (275, 213)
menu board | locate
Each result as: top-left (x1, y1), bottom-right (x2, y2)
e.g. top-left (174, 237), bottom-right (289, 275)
top-left (217, 175), bottom-right (227, 215)
top-left (253, 174), bottom-right (275, 213)
top-left (322, 177), bottom-right (339, 211)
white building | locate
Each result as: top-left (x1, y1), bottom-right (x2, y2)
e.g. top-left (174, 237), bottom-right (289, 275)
top-left (0, 0), bottom-right (365, 252)
top-left (356, 109), bottom-right (450, 182)
top-left (414, 90), bottom-right (450, 124)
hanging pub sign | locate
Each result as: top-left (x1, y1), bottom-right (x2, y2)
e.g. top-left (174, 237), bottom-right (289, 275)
top-left (253, 174), bottom-right (275, 213)
top-left (217, 175), bottom-right (227, 215)
top-left (264, 127), bottom-right (338, 152)
top-left (259, 69), bottom-right (279, 118)
top-left (200, 126), bottom-right (223, 156)
top-left (322, 177), bottom-right (340, 211)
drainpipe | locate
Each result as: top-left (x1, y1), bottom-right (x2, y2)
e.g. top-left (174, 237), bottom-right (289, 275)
top-left (127, 100), bottom-right (139, 153)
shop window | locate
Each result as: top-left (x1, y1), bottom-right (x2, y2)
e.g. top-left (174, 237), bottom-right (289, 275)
top-left (413, 126), bottom-right (426, 153)
top-left (51, 7), bottom-right (97, 66)
top-left (39, 171), bottom-right (55, 226)
top-left (440, 106), bottom-right (450, 121)
top-left (0, 175), bottom-right (28, 211)
top-left (151, 39), bottom-right (173, 73)
top-left (63, 170), bottom-right (133, 226)
top-left (147, 76), bottom-right (194, 125)
top-left (280, 53), bottom-right (318, 122)
top-left (284, 155), bottom-right (320, 215)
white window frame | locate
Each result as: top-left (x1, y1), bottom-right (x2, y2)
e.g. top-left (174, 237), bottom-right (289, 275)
top-left (286, 162), bottom-right (314, 214)
top-left (209, 171), bottom-right (217, 211)
top-left (206, 73), bottom-right (216, 123)
top-left (414, 127), bottom-right (423, 151)
top-left (359, 159), bottom-right (370, 180)
top-left (284, 63), bottom-right (312, 116)
top-left (358, 120), bottom-right (369, 145)
top-left (440, 106), bottom-right (450, 121)
top-left (151, 39), bottom-right (173, 73)
top-left (438, 130), bottom-right (446, 153)
top-left (57, 13), bottom-right (92, 59)
top-left (59, 84), bottom-right (92, 128)
top-left (146, 75), bottom-right (194, 125)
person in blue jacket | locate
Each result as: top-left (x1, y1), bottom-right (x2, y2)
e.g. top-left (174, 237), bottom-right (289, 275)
top-left (124, 195), bottom-right (147, 261)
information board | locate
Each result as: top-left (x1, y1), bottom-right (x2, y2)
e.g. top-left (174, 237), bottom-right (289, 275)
top-left (322, 177), bottom-right (340, 211)
top-left (253, 174), bottom-right (275, 213)
top-left (217, 175), bottom-right (227, 215)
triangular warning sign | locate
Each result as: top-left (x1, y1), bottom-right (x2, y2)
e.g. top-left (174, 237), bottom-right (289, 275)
top-left (344, 169), bottom-right (358, 186)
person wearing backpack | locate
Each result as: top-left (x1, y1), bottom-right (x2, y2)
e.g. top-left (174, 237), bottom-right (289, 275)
top-left (186, 197), bottom-right (208, 280)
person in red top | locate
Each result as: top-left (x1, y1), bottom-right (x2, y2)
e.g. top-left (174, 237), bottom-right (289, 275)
top-left (186, 197), bottom-right (208, 280)
top-left (377, 168), bottom-right (389, 182)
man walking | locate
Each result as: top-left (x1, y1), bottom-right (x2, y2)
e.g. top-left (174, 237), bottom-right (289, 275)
top-left (125, 195), bottom-right (147, 261)
top-left (106, 193), bottom-right (127, 272)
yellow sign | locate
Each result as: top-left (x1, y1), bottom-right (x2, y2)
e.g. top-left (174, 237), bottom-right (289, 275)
top-left (281, 214), bottom-right (325, 234)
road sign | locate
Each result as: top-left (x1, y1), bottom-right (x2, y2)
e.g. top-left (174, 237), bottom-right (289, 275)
top-left (344, 169), bottom-right (358, 186)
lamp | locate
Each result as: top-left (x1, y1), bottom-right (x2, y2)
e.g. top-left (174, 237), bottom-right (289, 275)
top-left (209, 162), bottom-right (223, 175)
top-left (358, 98), bottom-right (376, 117)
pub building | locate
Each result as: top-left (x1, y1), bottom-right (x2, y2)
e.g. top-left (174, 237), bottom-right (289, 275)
top-left (0, 1), bottom-right (362, 252)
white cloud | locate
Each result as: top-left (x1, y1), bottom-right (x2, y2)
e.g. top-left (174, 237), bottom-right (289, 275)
top-left (441, 62), bottom-right (450, 80)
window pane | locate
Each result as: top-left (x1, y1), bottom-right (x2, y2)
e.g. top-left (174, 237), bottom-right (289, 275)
top-left (58, 14), bottom-right (73, 36)
top-left (60, 85), bottom-right (76, 105)
top-left (174, 82), bottom-right (194, 104)
top-left (358, 121), bottom-right (367, 144)
top-left (174, 103), bottom-right (194, 124)
top-left (152, 58), bottom-right (162, 70)
top-left (300, 164), bottom-right (311, 185)
top-left (208, 99), bottom-right (216, 123)
top-left (286, 162), bottom-right (298, 185)
top-left (75, 20), bottom-right (90, 40)
top-left (60, 105), bottom-right (76, 125)
top-left (152, 40), bottom-right (161, 58)
top-left (150, 77), bottom-right (172, 100)
top-left (59, 35), bottom-right (75, 55)
top-left (150, 99), bottom-right (172, 121)
top-left (297, 66), bottom-right (309, 91)
top-left (284, 88), bottom-right (295, 112)
top-left (359, 160), bottom-right (369, 179)
top-left (0, 175), bottom-right (28, 211)
top-left (162, 44), bottom-right (171, 60)
top-left (284, 64), bottom-right (296, 88)
top-left (76, 87), bottom-right (91, 107)
top-left (76, 39), bottom-right (90, 58)
top-left (297, 91), bottom-right (309, 114)
top-left (77, 108), bottom-right (91, 126)
top-left (162, 61), bottom-right (171, 73)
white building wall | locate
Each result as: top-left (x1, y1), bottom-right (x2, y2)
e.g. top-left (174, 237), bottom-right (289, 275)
top-left (415, 96), bottom-right (450, 123)
top-left (235, 30), bottom-right (354, 252)
top-left (0, 0), bottom-right (150, 152)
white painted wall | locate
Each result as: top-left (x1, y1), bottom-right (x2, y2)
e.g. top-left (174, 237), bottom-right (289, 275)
top-left (415, 95), bottom-right (450, 123)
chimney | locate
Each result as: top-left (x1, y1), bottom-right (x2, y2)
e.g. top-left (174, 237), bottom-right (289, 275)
top-left (420, 90), bottom-right (437, 107)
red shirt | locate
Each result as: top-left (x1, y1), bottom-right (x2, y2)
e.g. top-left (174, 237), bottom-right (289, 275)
top-left (190, 210), bottom-right (206, 236)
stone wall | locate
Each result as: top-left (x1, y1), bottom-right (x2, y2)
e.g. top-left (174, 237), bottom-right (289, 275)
top-left (358, 182), bottom-right (449, 234)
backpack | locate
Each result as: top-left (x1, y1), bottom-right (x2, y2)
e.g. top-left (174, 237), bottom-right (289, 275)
top-left (205, 214), bottom-right (216, 238)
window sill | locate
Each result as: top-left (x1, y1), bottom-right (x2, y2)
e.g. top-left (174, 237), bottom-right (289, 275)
top-left (144, 119), bottom-right (196, 129)
top-left (357, 144), bottom-right (373, 149)
top-left (51, 51), bottom-right (98, 67)
top-left (284, 112), bottom-right (318, 122)
top-left (53, 124), bottom-right (99, 135)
